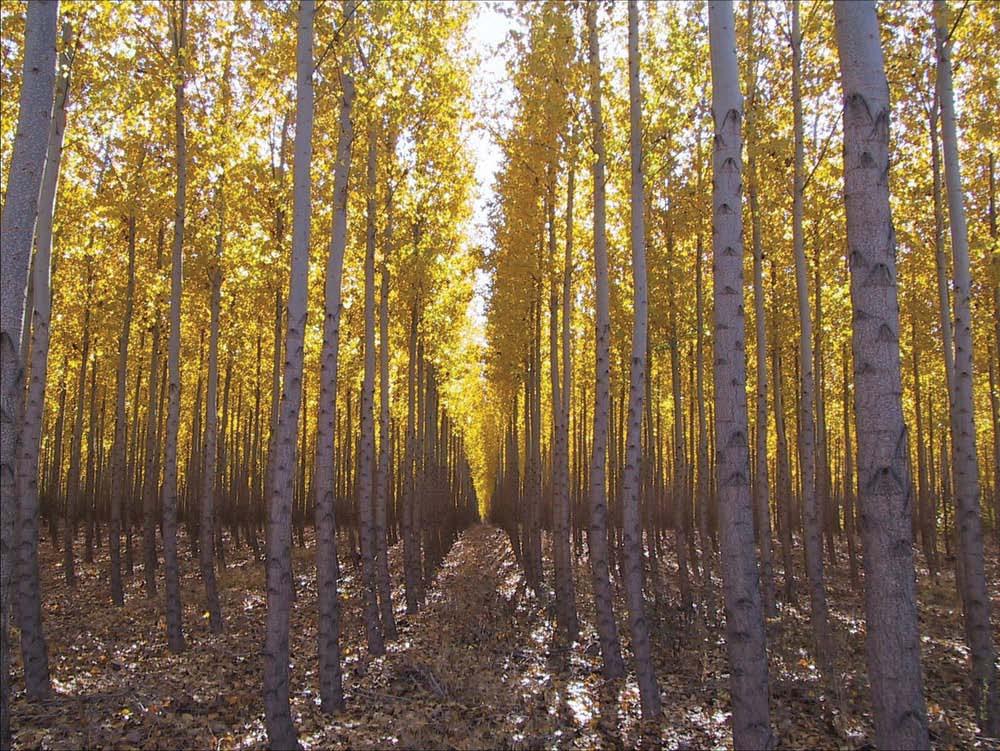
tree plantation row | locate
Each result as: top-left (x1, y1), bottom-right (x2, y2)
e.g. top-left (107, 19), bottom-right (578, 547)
top-left (0, 1), bottom-right (998, 750)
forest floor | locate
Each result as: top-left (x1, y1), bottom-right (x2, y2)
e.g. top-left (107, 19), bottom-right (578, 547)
top-left (7, 522), bottom-right (999, 750)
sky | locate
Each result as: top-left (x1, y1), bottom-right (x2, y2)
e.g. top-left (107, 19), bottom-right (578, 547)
top-left (465, 1), bottom-right (518, 337)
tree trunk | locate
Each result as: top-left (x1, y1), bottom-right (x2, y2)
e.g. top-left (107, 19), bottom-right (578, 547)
top-left (585, 0), bottom-right (625, 681)
top-left (622, 3), bottom-right (661, 720)
top-left (13, 16), bottom-right (68, 702)
top-left (707, 3), bottom-right (773, 746)
top-left (143, 229), bottom-right (165, 597)
top-left (314, 14), bottom-right (354, 709)
top-left (161, 0), bottom-right (188, 655)
top-left (557, 156), bottom-right (579, 642)
top-left (791, 0), bottom-right (834, 685)
top-left (1, 2), bottom-right (56, 741)
top-left (375, 180), bottom-right (397, 641)
top-left (841, 347), bottom-right (859, 588)
top-left (263, 2), bottom-right (314, 747)
top-left (358, 121), bottom-right (385, 656)
top-left (834, 3), bottom-right (930, 746)
top-left (932, 0), bottom-right (1000, 733)
top-left (744, 0), bottom-right (776, 617)
top-left (110, 203), bottom-right (136, 607)
top-left (198, 198), bottom-right (224, 634)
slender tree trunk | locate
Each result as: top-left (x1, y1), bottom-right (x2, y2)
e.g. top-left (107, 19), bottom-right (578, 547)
top-left (263, 3), bottom-right (314, 747)
top-left (161, 0), bottom-right (189, 655)
top-left (314, 16), bottom-right (354, 710)
top-left (834, 3), bottom-right (930, 746)
top-left (375, 180), bottom-right (397, 641)
top-left (558, 157), bottom-right (579, 642)
top-left (585, 0), bottom-right (625, 681)
top-left (1, 2), bottom-right (56, 740)
top-left (13, 17), bottom-right (69, 701)
top-left (403, 302), bottom-right (421, 613)
top-left (143, 229), bottom-right (165, 597)
top-left (622, 3), bottom-right (661, 720)
top-left (791, 0), bottom-right (834, 684)
top-left (933, 0), bottom-right (1000, 733)
top-left (708, 3), bottom-right (773, 746)
top-left (66, 265), bottom-right (92, 585)
top-left (744, 0), bottom-right (775, 617)
top-left (358, 121), bottom-right (385, 656)
top-left (109, 204), bottom-right (136, 607)
top-left (912, 319), bottom-right (935, 576)
top-left (841, 347), bottom-right (859, 587)
top-left (198, 197), bottom-right (224, 634)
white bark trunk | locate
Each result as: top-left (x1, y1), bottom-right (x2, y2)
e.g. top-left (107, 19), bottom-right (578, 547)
top-left (708, 3), bottom-right (773, 746)
top-left (933, 0), bottom-right (1000, 733)
top-left (834, 2), bottom-right (930, 746)
top-left (314, 9), bottom-right (355, 710)
top-left (0, 3), bottom-right (57, 741)
top-left (585, 0), bottom-right (625, 681)
top-left (622, 1), bottom-right (661, 721)
top-left (263, 3), bottom-right (314, 747)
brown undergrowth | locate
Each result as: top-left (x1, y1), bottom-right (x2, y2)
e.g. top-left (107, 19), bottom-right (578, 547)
top-left (7, 524), bottom-right (998, 749)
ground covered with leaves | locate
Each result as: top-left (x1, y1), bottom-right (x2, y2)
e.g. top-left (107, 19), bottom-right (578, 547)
top-left (7, 523), bottom-right (999, 749)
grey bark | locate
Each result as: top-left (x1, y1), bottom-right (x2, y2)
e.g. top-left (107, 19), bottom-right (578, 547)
top-left (791, 0), bottom-right (834, 684)
top-left (707, 3), bottom-right (774, 747)
top-left (13, 12), bottom-right (68, 704)
top-left (142, 229), bottom-right (165, 597)
top-left (110, 202), bottom-right (136, 607)
top-left (834, 2), bottom-right (930, 746)
top-left (744, 0), bottom-right (776, 618)
top-left (622, 1), bottom-right (661, 720)
top-left (161, 0), bottom-right (188, 655)
top-left (359, 121), bottom-right (385, 656)
top-left (375, 180), bottom-right (397, 641)
top-left (314, 11), bottom-right (354, 710)
top-left (263, 2), bottom-right (314, 747)
top-left (585, 0), bottom-right (625, 681)
top-left (933, 0), bottom-right (1000, 734)
top-left (1, 3), bottom-right (57, 741)
top-left (199, 197), bottom-right (224, 634)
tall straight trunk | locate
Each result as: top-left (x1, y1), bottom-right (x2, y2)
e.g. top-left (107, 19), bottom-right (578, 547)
top-left (358, 121), bottom-right (385, 656)
top-left (744, 0), bottom-right (775, 617)
top-left (990, 152), bottom-right (1000, 546)
top-left (622, 3), bottom-right (661, 720)
top-left (791, 0), bottom-right (834, 683)
top-left (1, 3), bottom-right (57, 731)
top-left (841, 346), bottom-right (859, 587)
top-left (402, 302), bottom-right (421, 612)
top-left (693, 134), bottom-right (713, 610)
top-left (14, 18), bottom-right (69, 701)
top-left (707, 3), bottom-right (773, 746)
top-left (558, 158), bottom-right (579, 642)
top-left (668, 212), bottom-right (693, 613)
top-left (110, 206), bottom-right (136, 607)
top-left (933, 0), bottom-right (1000, 733)
top-left (66, 264), bottom-right (92, 584)
top-left (585, 0), bottom-right (625, 681)
top-left (834, 3), bottom-right (930, 746)
top-left (989, 351), bottom-right (1000, 547)
top-left (143, 229), bottom-right (165, 597)
top-left (912, 319), bottom-right (935, 575)
top-left (314, 16), bottom-right (354, 710)
top-left (263, 3), bottom-right (314, 747)
top-left (375, 185), bottom-right (396, 640)
top-left (49, 367), bottom-right (68, 551)
top-left (161, 0), bottom-right (188, 655)
top-left (126, 329), bottom-right (144, 576)
top-left (198, 199), bottom-right (223, 634)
